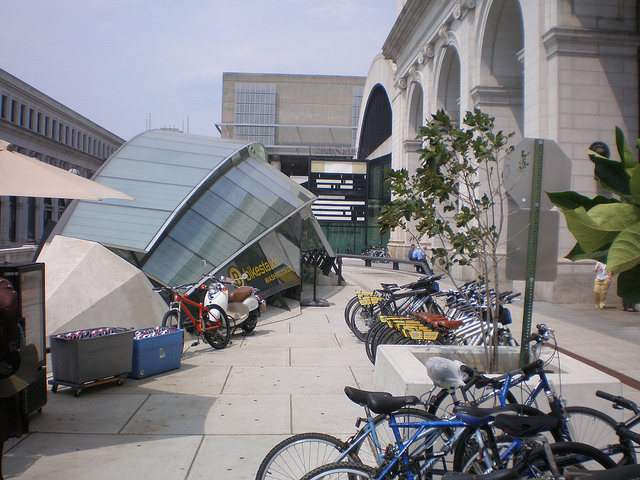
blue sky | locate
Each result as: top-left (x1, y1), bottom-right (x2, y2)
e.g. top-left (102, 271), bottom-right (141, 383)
top-left (1, 0), bottom-right (398, 141)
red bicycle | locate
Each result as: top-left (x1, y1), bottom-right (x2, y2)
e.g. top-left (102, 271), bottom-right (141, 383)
top-left (154, 281), bottom-right (231, 350)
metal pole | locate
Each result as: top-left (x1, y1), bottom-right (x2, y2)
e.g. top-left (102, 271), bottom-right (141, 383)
top-left (520, 139), bottom-right (544, 366)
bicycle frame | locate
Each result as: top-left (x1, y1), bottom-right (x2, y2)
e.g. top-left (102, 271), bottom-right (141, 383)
top-left (381, 416), bottom-right (469, 479)
top-left (169, 289), bottom-right (220, 334)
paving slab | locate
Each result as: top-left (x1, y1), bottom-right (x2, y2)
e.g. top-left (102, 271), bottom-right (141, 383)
top-left (4, 433), bottom-right (202, 480)
top-left (291, 393), bottom-right (364, 435)
top-left (222, 366), bottom-right (356, 396)
top-left (189, 434), bottom-right (290, 480)
top-left (27, 392), bottom-right (148, 434)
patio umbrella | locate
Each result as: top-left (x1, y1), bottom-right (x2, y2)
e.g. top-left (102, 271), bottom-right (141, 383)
top-left (0, 139), bottom-right (134, 201)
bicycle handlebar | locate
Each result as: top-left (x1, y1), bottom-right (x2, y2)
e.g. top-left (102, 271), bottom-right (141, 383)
top-left (596, 390), bottom-right (640, 415)
top-left (520, 359), bottom-right (544, 375)
top-left (618, 425), bottom-right (640, 446)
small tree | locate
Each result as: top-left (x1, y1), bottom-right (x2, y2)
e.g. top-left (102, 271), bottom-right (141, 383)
top-left (548, 127), bottom-right (640, 302)
top-left (379, 109), bottom-right (517, 371)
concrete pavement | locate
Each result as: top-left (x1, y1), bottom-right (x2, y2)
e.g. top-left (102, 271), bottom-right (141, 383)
top-left (4, 262), bottom-right (640, 479)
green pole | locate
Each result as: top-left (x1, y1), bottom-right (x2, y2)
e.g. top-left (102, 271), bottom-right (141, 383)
top-left (519, 139), bottom-right (544, 367)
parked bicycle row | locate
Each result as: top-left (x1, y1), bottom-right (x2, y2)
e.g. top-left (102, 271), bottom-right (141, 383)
top-left (153, 272), bottom-right (266, 350)
top-left (256, 323), bottom-right (640, 480)
top-left (343, 275), bottom-right (520, 364)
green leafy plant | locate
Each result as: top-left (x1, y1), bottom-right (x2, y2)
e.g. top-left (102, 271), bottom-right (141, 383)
top-left (379, 109), bottom-right (516, 371)
top-left (547, 127), bottom-right (640, 303)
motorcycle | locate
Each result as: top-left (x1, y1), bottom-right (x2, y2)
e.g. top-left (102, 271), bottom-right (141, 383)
top-left (204, 273), bottom-right (266, 334)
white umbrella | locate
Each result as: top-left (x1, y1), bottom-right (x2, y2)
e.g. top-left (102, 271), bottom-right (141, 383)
top-left (0, 139), bottom-right (134, 201)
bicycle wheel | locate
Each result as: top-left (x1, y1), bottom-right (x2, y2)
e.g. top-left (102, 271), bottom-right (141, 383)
top-left (300, 462), bottom-right (376, 480)
top-left (344, 296), bottom-right (359, 328)
top-left (351, 303), bottom-right (383, 342)
top-left (367, 322), bottom-right (392, 364)
top-left (563, 405), bottom-right (636, 465)
top-left (364, 321), bottom-right (387, 364)
top-left (162, 310), bottom-right (180, 329)
top-left (255, 432), bottom-right (360, 480)
top-left (203, 306), bottom-right (231, 349)
top-left (518, 441), bottom-right (616, 478)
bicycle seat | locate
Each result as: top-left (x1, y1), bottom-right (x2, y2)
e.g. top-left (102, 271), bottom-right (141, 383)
top-left (228, 286), bottom-right (253, 303)
top-left (409, 312), bottom-right (463, 330)
top-left (344, 386), bottom-right (391, 407)
top-left (431, 319), bottom-right (464, 330)
top-left (367, 392), bottom-right (421, 415)
top-left (454, 405), bottom-right (522, 427)
top-left (494, 413), bottom-right (559, 437)
top-left (409, 312), bottom-right (447, 323)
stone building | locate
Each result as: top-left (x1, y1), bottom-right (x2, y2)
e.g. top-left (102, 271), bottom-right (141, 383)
top-left (357, 0), bottom-right (640, 302)
top-left (0, 68), bottom-right (123, 247)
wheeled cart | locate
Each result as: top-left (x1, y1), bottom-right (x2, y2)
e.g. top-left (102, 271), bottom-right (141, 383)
top-left (49, 327), bottom-right (134, 396)
top-left (49, 374), bottom-right (127, 397)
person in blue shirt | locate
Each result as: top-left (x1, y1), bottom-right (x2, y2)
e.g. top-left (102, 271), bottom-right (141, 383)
top-left (412, 245), bottom-right (433, 275)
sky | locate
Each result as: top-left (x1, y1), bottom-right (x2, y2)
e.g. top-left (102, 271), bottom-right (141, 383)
top-left (1, 0), bottom-right (398, 141)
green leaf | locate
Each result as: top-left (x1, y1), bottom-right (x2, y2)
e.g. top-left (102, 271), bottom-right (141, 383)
top-left (588, 151), bottom-right (631, 196)
top-left (565, 242), bottom-right (609, 263)
top-left (616, 126), bottom-right (637, 169)
top-left (606, 222), bottom-right (640, 274)
top-left (546, 191), bottom-right (619, 211)
top-left (588, 203), bottom-right (640, 228)
top-left (561, 203), bottom-right (640, 253)
top-left (617, 264), bottom-right (640, 303)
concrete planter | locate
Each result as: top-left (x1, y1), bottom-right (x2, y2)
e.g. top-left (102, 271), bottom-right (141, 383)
top-left (373, 345), bottom-right (624, 420)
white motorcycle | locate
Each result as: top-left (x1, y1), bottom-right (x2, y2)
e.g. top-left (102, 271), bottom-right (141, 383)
top-left (204, 273), bottom-right (265, 334)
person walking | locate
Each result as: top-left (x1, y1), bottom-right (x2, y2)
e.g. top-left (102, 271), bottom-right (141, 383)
top-left (594, 261), bottom-right (612, 309)
top-left (408, 244), bottom-right (415, 261)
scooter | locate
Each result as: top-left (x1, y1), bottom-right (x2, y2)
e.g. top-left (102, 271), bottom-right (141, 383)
top-left (204, 273), bottom-right (265, 334)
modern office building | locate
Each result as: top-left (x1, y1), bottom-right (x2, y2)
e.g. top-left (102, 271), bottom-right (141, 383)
top-left (0, 68), bottom-right (124, 248)
top-left (218, 73), bottom-right (388, 255)
top-left (357, 0), bottom-right (640, 302)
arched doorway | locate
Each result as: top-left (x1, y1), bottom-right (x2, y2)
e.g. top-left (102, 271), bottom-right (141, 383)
top-left (437, 48), bottom-right (462, 125)
top-left (357, 84), bottom-right (392, 162)
top-left (475, 0), bottom-right (524, 137)
top-left (355, 84), bottom-right (393, 253)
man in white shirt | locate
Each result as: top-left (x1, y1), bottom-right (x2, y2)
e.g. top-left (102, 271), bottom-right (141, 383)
top-left (594, 261), bottom-right (612, 309)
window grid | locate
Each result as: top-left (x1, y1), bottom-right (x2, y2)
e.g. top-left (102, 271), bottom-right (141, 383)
top-left (234, 83), bottom-right (276, 144)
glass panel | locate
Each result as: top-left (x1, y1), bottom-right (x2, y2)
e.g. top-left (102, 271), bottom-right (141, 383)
top-left (144, 237), bottom-right (208, 287)
top-left (206, 177), bottom-right (282, 229)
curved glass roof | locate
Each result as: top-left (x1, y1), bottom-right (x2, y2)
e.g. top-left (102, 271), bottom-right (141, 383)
top-left (56, 129), bottom-right (319, 287)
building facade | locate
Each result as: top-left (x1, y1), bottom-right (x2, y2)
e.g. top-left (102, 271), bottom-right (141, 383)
top-left (0, 68), bottom-right (124, 247)
top-left (218, 73), bottom-right (389, 254)
top-left (356, 0), bottom-right (640, 302)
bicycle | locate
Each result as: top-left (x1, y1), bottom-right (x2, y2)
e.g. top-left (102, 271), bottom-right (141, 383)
top-left (299, 393), bottom-right (615, 480)
top-left (347, 276), bottom-right (444, 342)
top-left (154, 278), bottom-right (231, 350)
top-left (255, 386), bottom-right (436, 480)
top-left (421, 324), bottom-right (622, 464)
